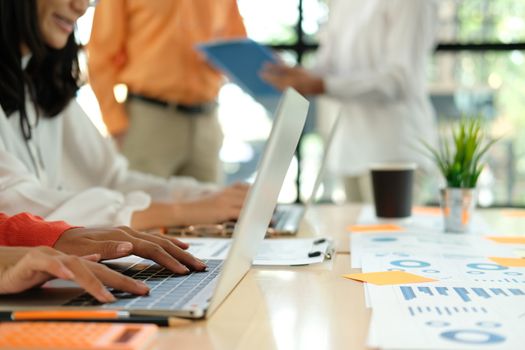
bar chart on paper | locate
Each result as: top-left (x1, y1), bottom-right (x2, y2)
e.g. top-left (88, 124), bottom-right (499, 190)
top-left (465, 262), bottom-right (525, 284)
top-left (407, 304), bottom-right (489, 317)
top-left (373, 305), bottom-right (524, 349)
top-left (361, 252), bottom-right (524, 284)
top-left (368, 284), bottom-right (525, 350)
top-left (399, 285), bottom-right (525, 303)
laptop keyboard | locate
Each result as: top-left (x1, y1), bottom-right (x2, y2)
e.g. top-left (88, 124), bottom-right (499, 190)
top-left (64, 259), bottom-right (224, 311)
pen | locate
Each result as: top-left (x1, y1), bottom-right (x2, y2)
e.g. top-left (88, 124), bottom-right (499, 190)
top-left (308, 238), bottom-right (335, 260)
top-left (308, 251), bottom-right (322, 258)
top-left (307, 249), bottom-right (334, 259)
top-left (313, 238), bottom-right (326, 244)
top-left (0, 310), bottom-right (127, 321)
top-left (308, 237), bottom-right (334, 259)
top-left (0, 310), bottom-right (190, 327)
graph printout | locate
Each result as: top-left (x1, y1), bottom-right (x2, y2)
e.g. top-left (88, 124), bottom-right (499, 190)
top-left (368, 281), bottom-right (525, 307)
top-left (350, 232), bottom-right (513, 268)
top-left (397, 284), bottom-right (525, 303)
top-left (361, 252), bottom-right (525, 284)
top-left (367, 284), bottom-right (525, 349)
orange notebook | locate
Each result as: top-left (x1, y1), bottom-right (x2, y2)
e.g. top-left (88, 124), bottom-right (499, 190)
top-left (0, 322), bottom-right (158, 350)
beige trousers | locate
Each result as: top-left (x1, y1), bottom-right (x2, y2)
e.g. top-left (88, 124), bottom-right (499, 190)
top-left (121, 99), bottom-right (223, 183)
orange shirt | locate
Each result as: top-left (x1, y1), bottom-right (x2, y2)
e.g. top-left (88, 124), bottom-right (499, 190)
top-left (88, 0), bottom-right (246, 135)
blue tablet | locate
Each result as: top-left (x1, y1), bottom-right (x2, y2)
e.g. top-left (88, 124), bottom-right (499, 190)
top-left (197, 38), bottom-right (280, 97)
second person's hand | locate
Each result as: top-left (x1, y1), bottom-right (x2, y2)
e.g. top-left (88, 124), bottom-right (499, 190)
top-left (130, 183), bottom-right (249, 231)
top-left (260, 63), bottom-right (325, 95)
top-left (53, 226), bottom-right (207, 274)
top-left (172, 182), bottom-right (249, 225)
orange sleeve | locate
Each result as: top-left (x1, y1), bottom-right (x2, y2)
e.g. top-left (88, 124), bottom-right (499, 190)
top-left (87, 0), bottom-right (129, 135)
top-left (0, 213), bottom-right (76, 247)
top-left (224, 0), bottom-right (247, 38)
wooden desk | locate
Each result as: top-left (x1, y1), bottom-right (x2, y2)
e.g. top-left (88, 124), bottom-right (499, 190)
top-left (157, 204), bottom-right (368, 350)
top-left (157, 254), bottom-right (368, 350)
top-left (156, 204), bottom-right (525, 349)
top-left (298, 203), bottom-right (360, 253)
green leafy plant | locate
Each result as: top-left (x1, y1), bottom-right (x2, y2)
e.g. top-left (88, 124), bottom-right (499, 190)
top-left (422, 117), bottom-right (498, 188)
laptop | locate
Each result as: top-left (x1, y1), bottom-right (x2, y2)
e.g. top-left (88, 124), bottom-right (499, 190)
top-left (166, 108), bottom-right (342, 237)
top-left (0, 88), bottom-right (309, 319)
top-left (270, 109), bottom-right (342, 234)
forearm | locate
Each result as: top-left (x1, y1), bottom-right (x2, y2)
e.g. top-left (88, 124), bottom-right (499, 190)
top-left (323, 66), bottom-right (409, 103)
top-left (303, 76), bottom-right (325, 95)
top-left (130, 183), bottom-right (249, 230)
top-left (130, 203), bottom-right (177, 231)
top-left (131, 202), bottom-right (205, 230)
top-left (113, 169), bottom-right (215, 203)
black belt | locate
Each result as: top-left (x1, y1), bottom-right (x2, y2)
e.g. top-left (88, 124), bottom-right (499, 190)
top-left (127, 93), bottom-right (217, 115)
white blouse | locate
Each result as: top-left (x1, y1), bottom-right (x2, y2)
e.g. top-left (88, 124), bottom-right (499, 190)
top-left (0, 97), bottom-right (215, 227)
top-left (314, 0), bottom-right (439, 175)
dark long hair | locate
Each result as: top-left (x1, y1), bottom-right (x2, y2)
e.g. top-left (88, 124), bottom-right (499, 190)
top-left (0, 0), bottom-right (81, 140)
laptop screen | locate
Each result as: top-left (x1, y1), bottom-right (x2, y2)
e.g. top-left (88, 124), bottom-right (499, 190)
top-left (206, 88), bottom-right (309, 316)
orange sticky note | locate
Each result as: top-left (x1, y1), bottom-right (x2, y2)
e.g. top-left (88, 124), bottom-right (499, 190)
top-left (347, 224), bottom-right (404, 233)
top-left (412, 206), bottom-right (441, 216)
top-left (486, 236), bottom-right (525, 245)
top-left (488, 257), bottom-right (525, 267)
top-left (501, 210), bottom-right (525, 218)
top-left (342, 271), bottom-right (437, 285)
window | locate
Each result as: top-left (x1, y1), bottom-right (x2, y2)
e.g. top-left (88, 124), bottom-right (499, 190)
top-left (77, 0), bottom-right (525, 206)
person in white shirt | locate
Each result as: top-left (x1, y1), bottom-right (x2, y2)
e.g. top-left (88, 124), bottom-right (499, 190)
top-left (0, 0), bottom-right (248, 230)
top-left (262, 0), bottom-right (438, 202)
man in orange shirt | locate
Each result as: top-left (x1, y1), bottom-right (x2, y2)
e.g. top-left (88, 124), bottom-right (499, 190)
top-left (88, 1), bottom-right (246, 183)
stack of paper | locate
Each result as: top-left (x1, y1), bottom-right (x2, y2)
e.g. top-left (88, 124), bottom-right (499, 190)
top-left (345, 206), bottom-right (525, 349)
top-left (367, 284), bottom-right (525, 349)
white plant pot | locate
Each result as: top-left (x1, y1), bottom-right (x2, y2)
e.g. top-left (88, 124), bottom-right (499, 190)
top-left (440, 187), bottom-right (477, 233)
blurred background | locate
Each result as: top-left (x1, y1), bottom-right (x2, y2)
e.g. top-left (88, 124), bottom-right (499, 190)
top-left (76, 0), bottom-right (525, 208)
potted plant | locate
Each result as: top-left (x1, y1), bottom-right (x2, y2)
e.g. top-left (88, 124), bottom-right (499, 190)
top-left (422, 117), bottom-right (498, 233)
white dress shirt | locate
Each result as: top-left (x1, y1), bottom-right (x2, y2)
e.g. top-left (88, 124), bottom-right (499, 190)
top-left (0, 98), bottom-right (215, 227)
top-left (315, 0), bottom-right (439, 176)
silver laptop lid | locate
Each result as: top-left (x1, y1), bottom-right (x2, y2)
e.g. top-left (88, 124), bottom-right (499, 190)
top-left (270, 108), bottom-right (341, 235)
top-left (303, 109), bottom-right (342, 208)
top-left (206, 88), bottom-right (309, 316)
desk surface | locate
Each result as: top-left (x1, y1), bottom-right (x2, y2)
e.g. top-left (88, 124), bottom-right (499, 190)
top-left (157, 253), bottom-right (367, 350)
top-left (156, 204), bottom-right (524, 350)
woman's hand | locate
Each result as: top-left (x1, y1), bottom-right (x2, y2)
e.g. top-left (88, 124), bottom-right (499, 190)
top-left (131, 183), bottom-right (249, 230)
top-left (260, 63), bottom-right (325, 95)
top-left (53, 226), bottom-right (207, 274)
top-left (172, 182), bottom-right (250, 225)
top-left (0, 246), bottom-right (149, 303)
